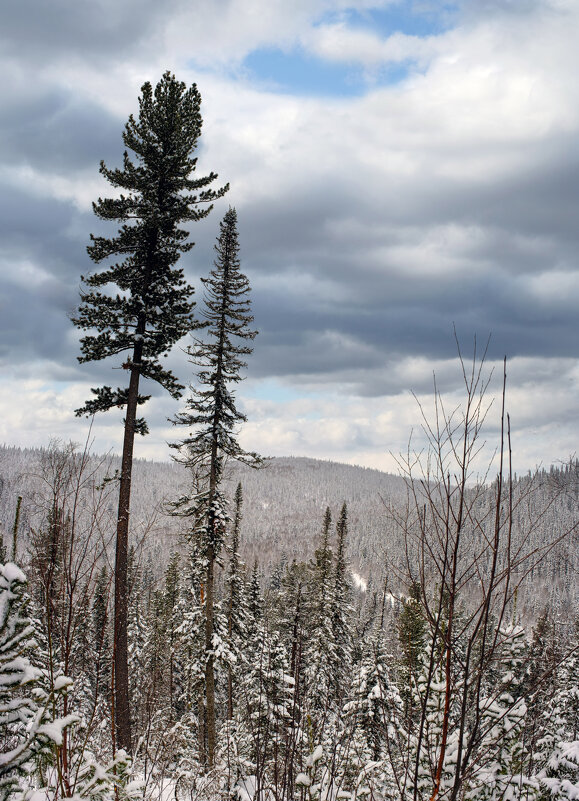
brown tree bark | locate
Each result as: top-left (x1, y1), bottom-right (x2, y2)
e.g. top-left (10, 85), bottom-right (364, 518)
top-left (113, 337), bottom-right (143, 754)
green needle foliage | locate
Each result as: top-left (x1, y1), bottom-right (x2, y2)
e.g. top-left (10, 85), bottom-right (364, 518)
top-left (173, 206), bottom-right (261, 482)
top-left (72, 70), bottom-right (228, 430)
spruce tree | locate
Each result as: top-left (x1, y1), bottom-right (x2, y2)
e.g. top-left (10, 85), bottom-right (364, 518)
top-left (0, 563), bottom-right (74, 800)
top-left (249, 627), bottom-right (294, 797)
top-left (331, 502), bottom-right (354, 705)
top-left (162, 552), bottom-right (182, 723)
top-left (468, 626), bottom-right (530, 800)
top-left (91, 565), bottom-right (111, 705)
top-left (397, 581), bottom-right (426, 724)
top-left (274, 559), bottom-right (309, 794)
top-left (171, 207), bottom-right (261, 767)
top-left (225, 483), bottom-right (249, 721)
top-left (173, 539), bottom-right (208, 765)
top-left (72, 72), bottom-right (227, 751)
top-left (535, 630), bottom-right (579, 800)
top-left (305, 508), bottom-right (338, 725)
top-left (344, 628), bottom-right (401, 764)
top-left (127, 561), bottom-right (149, 739)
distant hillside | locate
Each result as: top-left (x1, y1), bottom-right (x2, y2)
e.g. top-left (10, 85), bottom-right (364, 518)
top-left (0, 445), bottom-right (406, 572)
top-left (0, 444), bottom-right (577, 621)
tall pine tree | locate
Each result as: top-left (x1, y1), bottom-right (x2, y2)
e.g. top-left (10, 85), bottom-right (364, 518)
top-left (72, 72), bottom-right (227, 751)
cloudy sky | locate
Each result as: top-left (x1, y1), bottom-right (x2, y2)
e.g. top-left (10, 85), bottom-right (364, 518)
top-left (1, 0), bottom-right (578, 476)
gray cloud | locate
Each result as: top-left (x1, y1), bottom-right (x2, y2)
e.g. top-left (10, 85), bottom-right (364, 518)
top-left (0, 89), bottom-right (123, 172)
top-left (0, 0), bottom-right (179, 64)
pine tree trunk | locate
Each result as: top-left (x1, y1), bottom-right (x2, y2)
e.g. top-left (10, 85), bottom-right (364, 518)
top-left (113, 356), bottom-right (141, 754)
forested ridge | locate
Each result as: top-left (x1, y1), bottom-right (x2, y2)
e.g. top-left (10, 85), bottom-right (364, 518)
top-left (1, 446), bottom-right (577, 616)
top-left (1, 441), bottom-right (578, 800)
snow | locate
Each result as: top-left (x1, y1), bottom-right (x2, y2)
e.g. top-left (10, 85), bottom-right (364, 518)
top-left (37, 713), bottom-right (79, 745)
top-left (1, 655), bottom-right (40, 687)
top-left (53, 676), bottom-right (73, 691)
top-left (307, 744), bottom-right (324, 767)
top-left (125, 778), bottom-right (147, 798)
top-left (351, 571), bottom-right (367, 593)
top-left (235, 775), bottom-right (257, 800)
top-left (2, 562), bottom-right (27, 584)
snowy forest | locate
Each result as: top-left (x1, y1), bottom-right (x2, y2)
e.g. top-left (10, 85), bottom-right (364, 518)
top-left (1, 72), bottom-right (579, 801)
top-left (2, 415), bottom-right (579, 800)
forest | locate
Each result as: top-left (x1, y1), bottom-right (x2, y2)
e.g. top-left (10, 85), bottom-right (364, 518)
top-left (1, 72), bottom-right (579, 801)
top-left (1, 398), bottom-right (579, 800)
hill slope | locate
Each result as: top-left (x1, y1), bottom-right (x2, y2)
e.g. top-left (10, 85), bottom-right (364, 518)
top-left (0, 444), bottom-right (576, 620)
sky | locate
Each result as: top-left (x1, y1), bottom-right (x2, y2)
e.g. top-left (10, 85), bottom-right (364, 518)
top-left (1, 0), bottom-right (578, 477)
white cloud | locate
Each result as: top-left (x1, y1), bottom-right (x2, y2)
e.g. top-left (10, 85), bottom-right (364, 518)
top-left (0, 164), bottom-right (104, 212)
top-left (305, 23), bottom-right (442, 68)
top-left (237, 355), bottom-right (579, 476)
top-left (163, 0), bottom-right (402, 70)
top-left (0, 353), bottom-right (577, 480)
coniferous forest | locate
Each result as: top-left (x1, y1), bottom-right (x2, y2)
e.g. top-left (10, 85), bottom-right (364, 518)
top-left (1, 73), bottom-right (578, 801)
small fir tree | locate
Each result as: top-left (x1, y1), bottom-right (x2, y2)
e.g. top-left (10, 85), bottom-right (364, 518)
top-left (467, 626), bottom-right (531, 800)
top-left (172, 206), bottom-right (261, 766)
top-left (397, 581), bottom-right (426, 723)
top-left (247, 562), bottom-right (265, 640)
top-left (305, 508), bottom-right (338, 727)
top-left (91, 564), bottom-right (111, 704)
top-left (344, 628), bottom-right (401, 765)
top-left (225, 483), bottom-right (249, 721)
top-left (331, 502), bottom-right (354, 705)
top-left (0, 562), bottom-right (75, 801)
top-left (127, 561), bottom-right (149, 738)
top-left (535, 630), bottom-right (579, 800)
top-left (237, 623), bottom-right (294, 798)
top-left (174, 538), bottom-right (208, 765)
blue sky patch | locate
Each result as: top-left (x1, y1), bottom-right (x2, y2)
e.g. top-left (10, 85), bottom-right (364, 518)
top-left (243, 46), bottom-right (412, 97)
top-left (318, 2), bottom-right (458, 39)
top-left (241, 3), bottom-right (457, 98)
top-left (243, 47), bottom-right (370, 98)
top-left (245, 378), bottom-right (319, 407)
